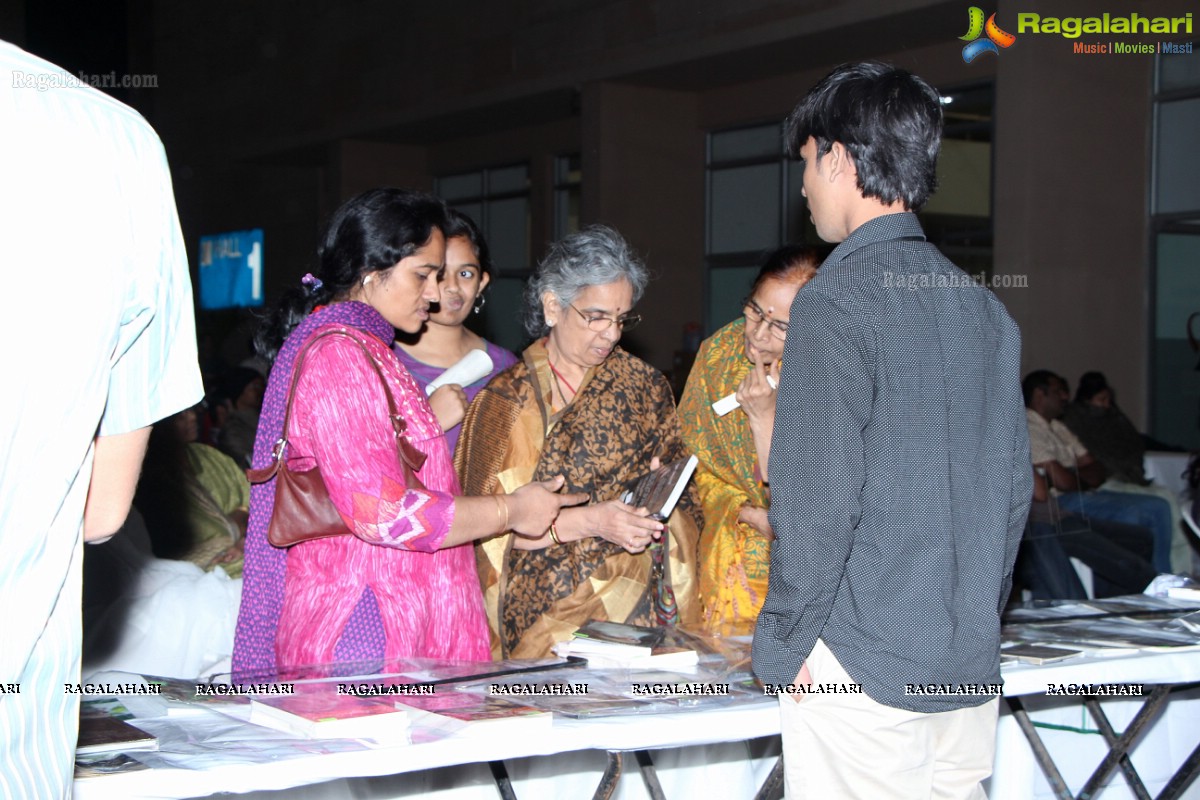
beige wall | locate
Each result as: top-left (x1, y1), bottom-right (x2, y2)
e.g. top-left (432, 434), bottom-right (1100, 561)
top-left (990, 0), bottom-right (1192, 427)
top-left (582, 81), bottom-right (705, 372)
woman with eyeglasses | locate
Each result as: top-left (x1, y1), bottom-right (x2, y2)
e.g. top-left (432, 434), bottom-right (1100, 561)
top-left (456, 225), bottom-right (702, 658)
top-left (678, 245), bottom-right (820, 635)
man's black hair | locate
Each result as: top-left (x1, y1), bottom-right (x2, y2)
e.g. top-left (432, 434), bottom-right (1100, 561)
top-left (786, 61), bottom-right (943, 211)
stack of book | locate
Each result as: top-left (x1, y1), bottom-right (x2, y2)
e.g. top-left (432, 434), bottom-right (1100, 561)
top-left (76, 712), bottom-right (158, 757)
top-left (249, 686), bottom-right (410, 744)
top-left (554, 620), bottom-right (699, 669)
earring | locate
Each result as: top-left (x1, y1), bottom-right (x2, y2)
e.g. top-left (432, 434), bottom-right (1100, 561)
top-left (473, 294), bottom-right (487, 315)
top-left (362, 275), bottom-right (372, 287)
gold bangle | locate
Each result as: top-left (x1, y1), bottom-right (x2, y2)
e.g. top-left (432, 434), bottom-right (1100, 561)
top-left (494, 495), bottom-right (509, 533)
top-left (548, 523), bottom-right (562, 545)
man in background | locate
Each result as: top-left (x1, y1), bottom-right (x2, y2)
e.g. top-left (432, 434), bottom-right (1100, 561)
top-left (1024, 369), bottom-right (1176, 574)
top-left (0, 40), bottom-right (202, 796)
top-left (753, 62), bottom-right (1031, 798)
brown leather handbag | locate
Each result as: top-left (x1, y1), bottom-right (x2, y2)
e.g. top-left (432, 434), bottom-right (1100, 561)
top-left (247, 329), bottom-right (428, 548)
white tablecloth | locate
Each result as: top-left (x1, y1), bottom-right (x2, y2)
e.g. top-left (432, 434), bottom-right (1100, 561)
top-left (76, 647), bottom-right (1200, 800)
top-left (989, 647), bottom-right (1200, 800)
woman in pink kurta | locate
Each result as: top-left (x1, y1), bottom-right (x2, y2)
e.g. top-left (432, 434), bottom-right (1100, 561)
top-left (232, 189), bottom-right (583, 680)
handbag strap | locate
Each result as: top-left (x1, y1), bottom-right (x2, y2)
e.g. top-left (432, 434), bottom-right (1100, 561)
top-left (248, 328), bottom-right (426, 483)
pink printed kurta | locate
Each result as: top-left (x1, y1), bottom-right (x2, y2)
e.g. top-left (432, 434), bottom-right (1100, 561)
top-left (271, 323), bottom-right (490, 667)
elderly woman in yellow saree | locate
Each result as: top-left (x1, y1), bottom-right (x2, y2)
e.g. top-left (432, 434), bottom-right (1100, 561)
top-left (678, 246), bottom-right (819, 635)
top-left (456, 226), bottom-right (701, 658)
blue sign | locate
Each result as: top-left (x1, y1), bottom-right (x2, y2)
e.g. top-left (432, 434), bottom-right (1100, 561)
top-left (198, 229), bottom-right (264, 309)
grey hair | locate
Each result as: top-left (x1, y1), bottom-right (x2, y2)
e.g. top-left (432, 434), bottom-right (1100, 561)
top-left (523, 225), bottom-right (649, 338)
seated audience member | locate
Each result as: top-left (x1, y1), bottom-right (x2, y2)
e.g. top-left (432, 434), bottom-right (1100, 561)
top-left (677, 245), bottom-right (819, 634)
top-left (1062, 372), bottom-right (1148, 484)
top-left (211, 366), bottom-right (266, 467)
top-left (134, 406), bottom-right (250, 577)
top-left (1062, 371), bottom-right (1192, 573)
top-left (456, 225), bottom-right (702, 658)
top-left (393, 209), bottom-right (518, 454)
top-left (1024, 370), bottom-right (1175, 574)
top-left (1018, 470), bottom-right (1156, 598)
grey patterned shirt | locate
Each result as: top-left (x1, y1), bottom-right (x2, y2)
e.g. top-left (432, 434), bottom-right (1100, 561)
top-left (752, 213), bottom-right (1031, 712)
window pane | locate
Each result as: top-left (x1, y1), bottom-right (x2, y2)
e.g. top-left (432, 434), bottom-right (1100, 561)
top-left (711, 125), bottom-right (783, 163)
top-left (708, 266), bottom-right (758, 335)
top-left (556, 154), bottom-right (582, 184)
top-left (709, 164), bottom-right (781, 254)
top-left (786, 159), bottom-right (808, 242)
top-left (450, 202), bottom-right (483, 228)
top-left (488, 165), bottom-right (529, 194)
top-left (1152, 232), bottom-right (1200, 449)
top-left (487, 197), bottom-right (529, 273)
top-left (924, 139), bottom-right (991, 218)
top-left (1156, 98), bottom-right (1200, 214)
top-left (1159, 51), bottom-right (1200, 92)
top-left (438, 172), bottom-right (482, 201)
top-left (476, 276), bottom-right (529, 354)
top-left (555, 186), bottom-right (581, 239)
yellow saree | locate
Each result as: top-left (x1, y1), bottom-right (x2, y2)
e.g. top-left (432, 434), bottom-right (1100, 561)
top-left (455, 341), bottom-right (701, 658)
top-left (677, 319), bottom-right (771, 635)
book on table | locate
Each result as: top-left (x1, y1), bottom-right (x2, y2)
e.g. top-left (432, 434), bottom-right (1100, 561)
top-left (395, 692), bottom-right (552, 736)
top-left (621, 456), bottom-right (698, 521)
top-left (556, 620), bottom-right (699, 669)
top-left (76, 713), bottom-right (158, 756)
top-left (249, 686), bottom-right (410, 742)
top-left (1001, 644), bottom-right (1084, 665)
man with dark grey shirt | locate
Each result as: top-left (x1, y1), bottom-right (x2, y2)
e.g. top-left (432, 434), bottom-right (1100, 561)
top-left (752, 62), bottom-right (1031, 798)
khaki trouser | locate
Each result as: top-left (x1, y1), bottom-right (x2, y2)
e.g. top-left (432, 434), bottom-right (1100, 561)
top-left (778, 639), bottom-right (998, 799)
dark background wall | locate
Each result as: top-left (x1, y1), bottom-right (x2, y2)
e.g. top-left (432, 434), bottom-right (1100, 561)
top-left (5, 0), bottom-right (1196, 435)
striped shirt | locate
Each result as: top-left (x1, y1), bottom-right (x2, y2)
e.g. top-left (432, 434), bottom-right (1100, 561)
top-left (0, 40), bottom-right (202, 797)
top-left (752, 213), bottom-right (1031, 712)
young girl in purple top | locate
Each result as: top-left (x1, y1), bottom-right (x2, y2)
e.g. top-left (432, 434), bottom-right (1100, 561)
top-left (394, 209), bottom-right (518, 456)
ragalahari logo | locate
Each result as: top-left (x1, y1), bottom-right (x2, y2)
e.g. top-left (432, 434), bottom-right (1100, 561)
top-left (960, 7), bottom-right (1016, 62)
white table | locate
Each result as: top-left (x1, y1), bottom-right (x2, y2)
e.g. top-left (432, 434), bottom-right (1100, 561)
top-left (75, 648), bottom-right (1200, 800)
top-left (994, 648), bottom-right (1200, 800)
top-left (74, 690), bottom-right (782, 800)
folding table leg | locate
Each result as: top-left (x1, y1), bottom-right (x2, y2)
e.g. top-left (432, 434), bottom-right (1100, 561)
top-left (1081, 697), bottom-right (1152, 800)
top-left (487, 760), bottom-right (518, 800)
top-left (1076, 686), bottom-right (1169, 800)
top-left (1157, 739), bottom-right (1200, 800)
top-left (1006, 696), bottom-right (1073, 800)
top-left (594, 751), bottom-right (624, 800)
top-left (634, 750), bottom-right (667, 800)
top-left (753, 756), bottom-right (784, 800)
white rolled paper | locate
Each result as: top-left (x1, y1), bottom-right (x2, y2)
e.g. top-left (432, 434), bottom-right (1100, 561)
top-left (424, 348), bottom-right (495, 395)
top-left (711, 375), bottom-right (777, 416)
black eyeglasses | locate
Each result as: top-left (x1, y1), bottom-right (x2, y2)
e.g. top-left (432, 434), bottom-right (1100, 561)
top-left (567, 303), bottom-right (641, 332)
top-left (743, 298), bottom-right (789, 340)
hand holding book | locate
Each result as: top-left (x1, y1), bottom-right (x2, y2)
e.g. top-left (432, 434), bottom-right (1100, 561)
top-left (574, 497), bottom-right (664, 554)
top-left (621, 456), bottom-right (699, 522)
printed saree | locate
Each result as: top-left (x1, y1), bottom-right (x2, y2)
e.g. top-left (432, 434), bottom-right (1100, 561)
top-left (677, 319), bottom-right (771, 635)
top-left (455, 340), bottom-right (701, 658)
